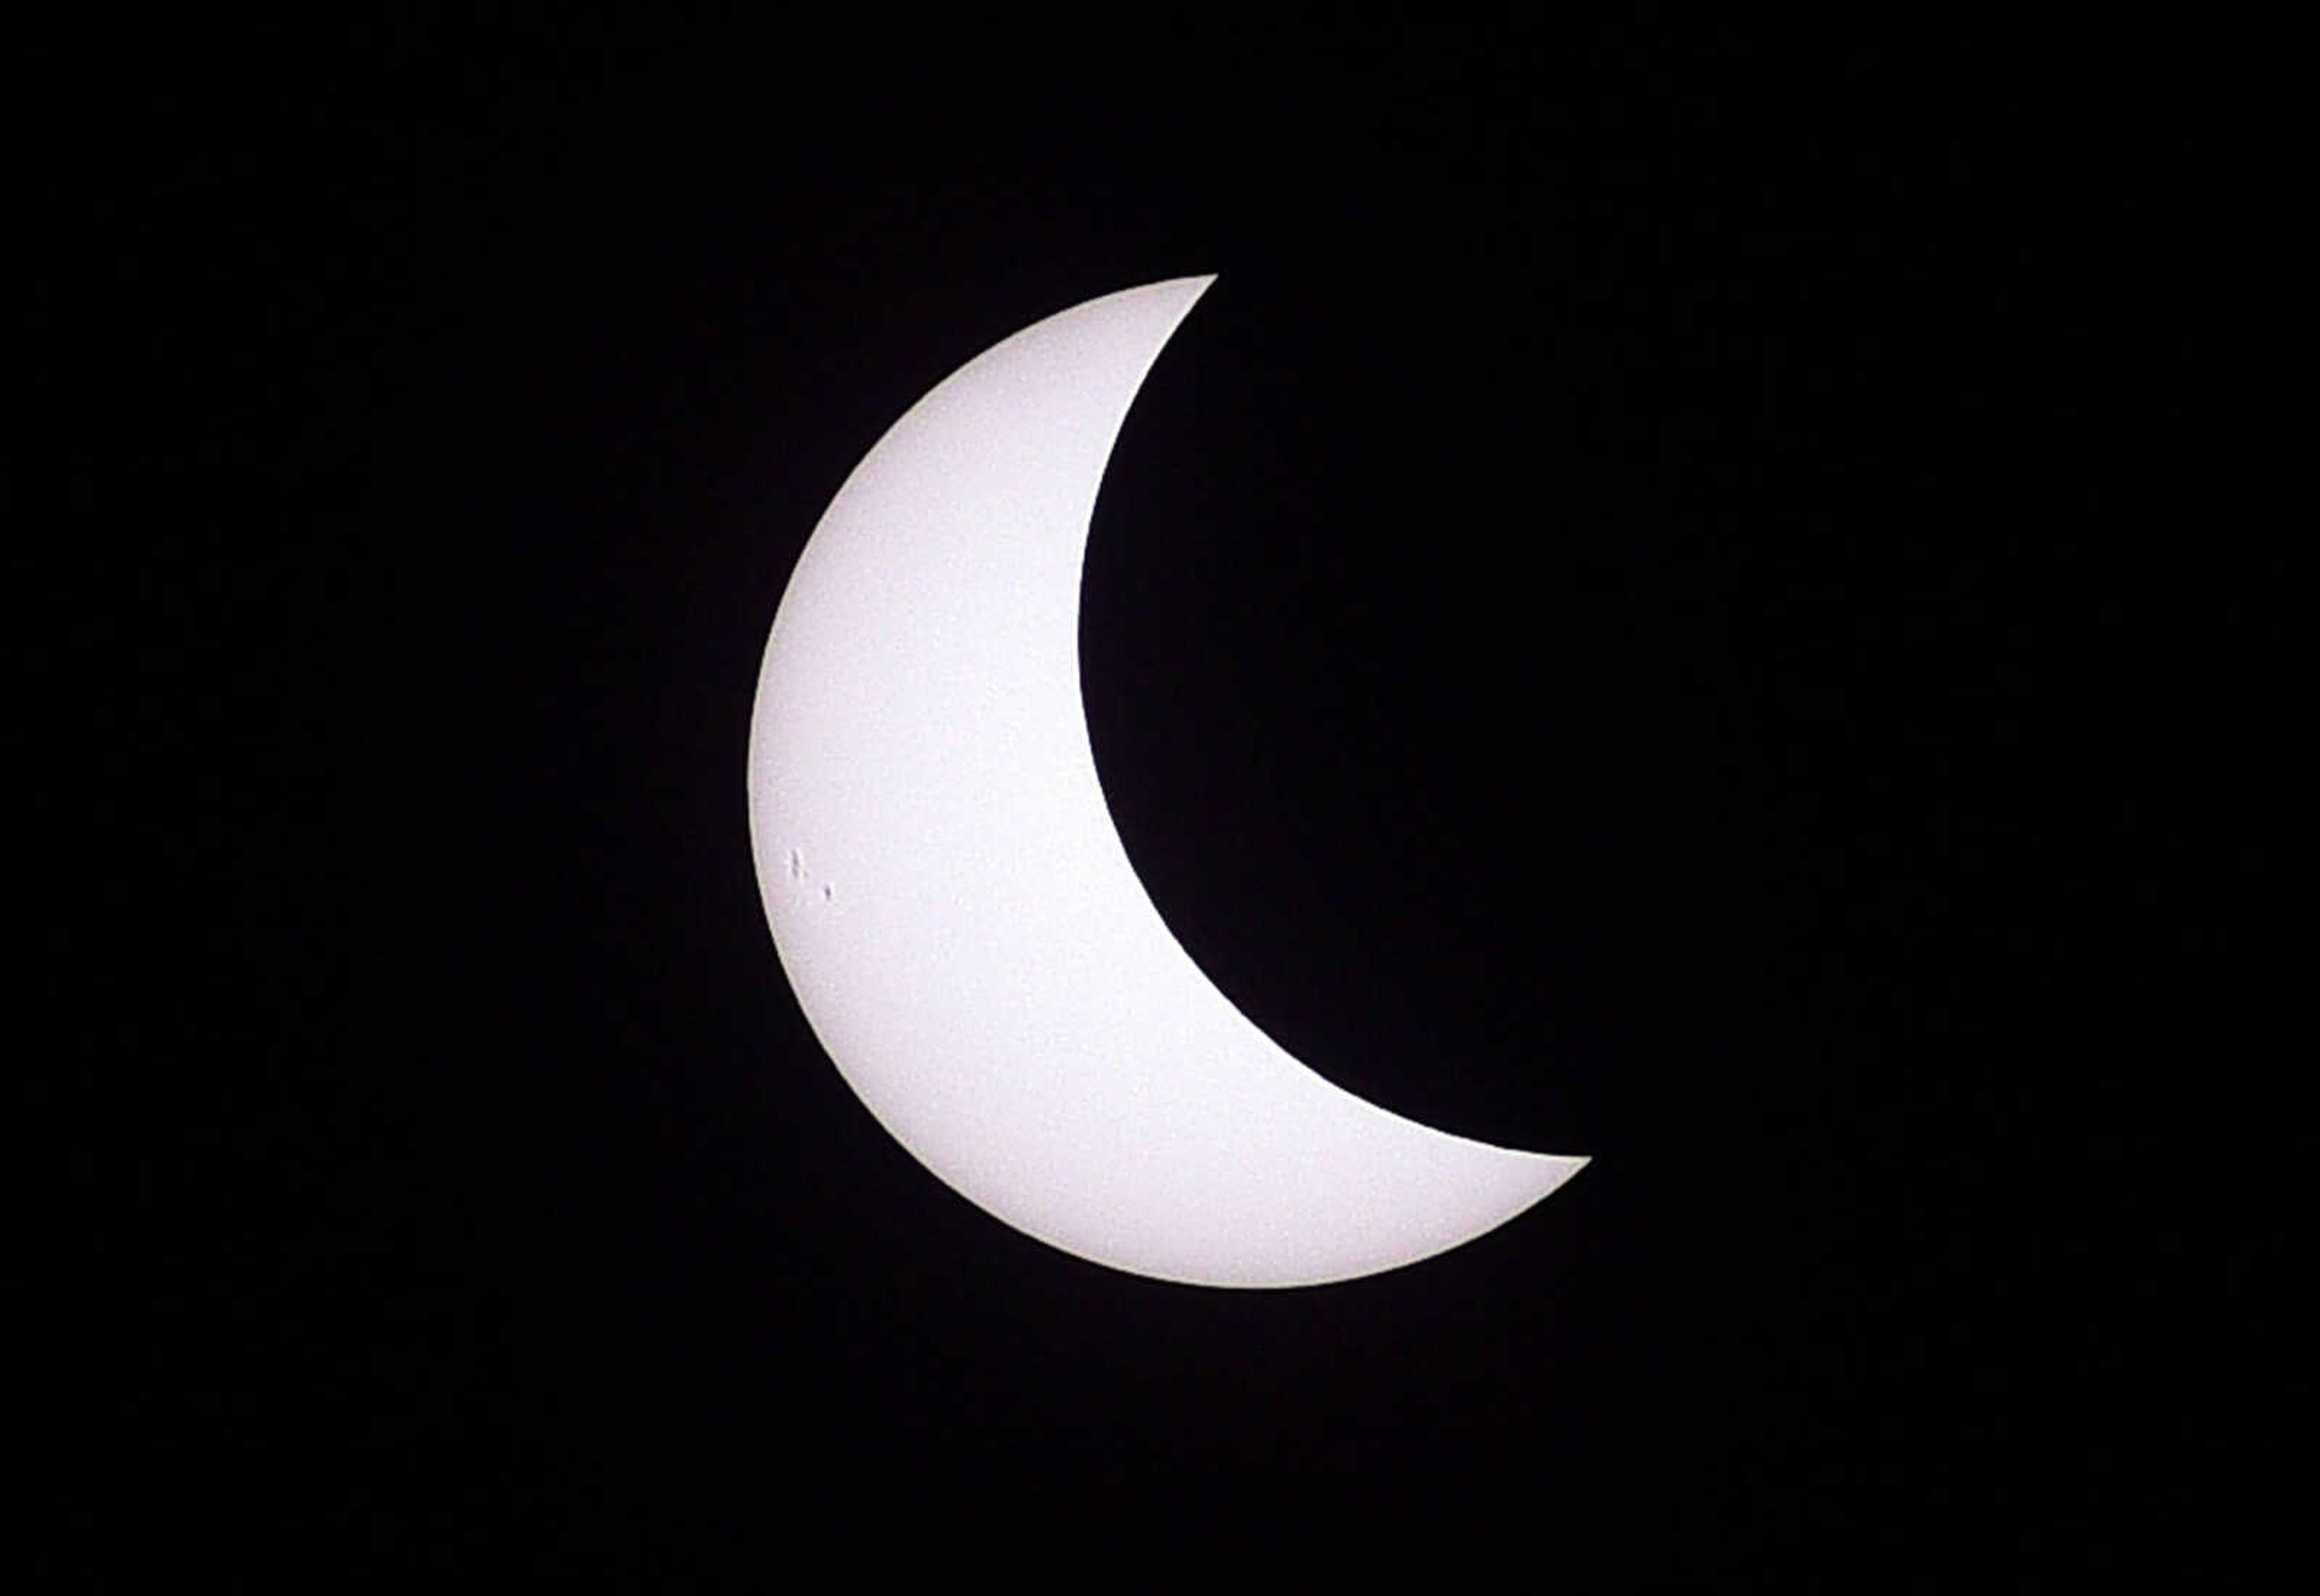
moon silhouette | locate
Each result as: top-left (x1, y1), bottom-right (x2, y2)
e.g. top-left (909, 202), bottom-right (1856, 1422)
top-left (747, 275), bottom-right (1585, 1287)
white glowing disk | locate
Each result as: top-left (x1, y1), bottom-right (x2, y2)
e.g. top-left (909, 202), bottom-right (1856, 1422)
top-left (748, 277), bottom-right (1585, 1287)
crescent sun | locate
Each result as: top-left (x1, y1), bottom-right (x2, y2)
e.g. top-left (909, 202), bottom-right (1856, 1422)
top-left (747, 275), bottom-right (1587, 1288)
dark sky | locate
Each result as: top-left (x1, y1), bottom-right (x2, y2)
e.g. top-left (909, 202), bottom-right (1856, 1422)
top-left (32, 17), bottom-right (2275, 1585)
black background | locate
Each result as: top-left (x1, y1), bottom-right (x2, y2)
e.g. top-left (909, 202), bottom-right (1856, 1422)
top-left (29, 16), bottom-right (2281, 1585)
